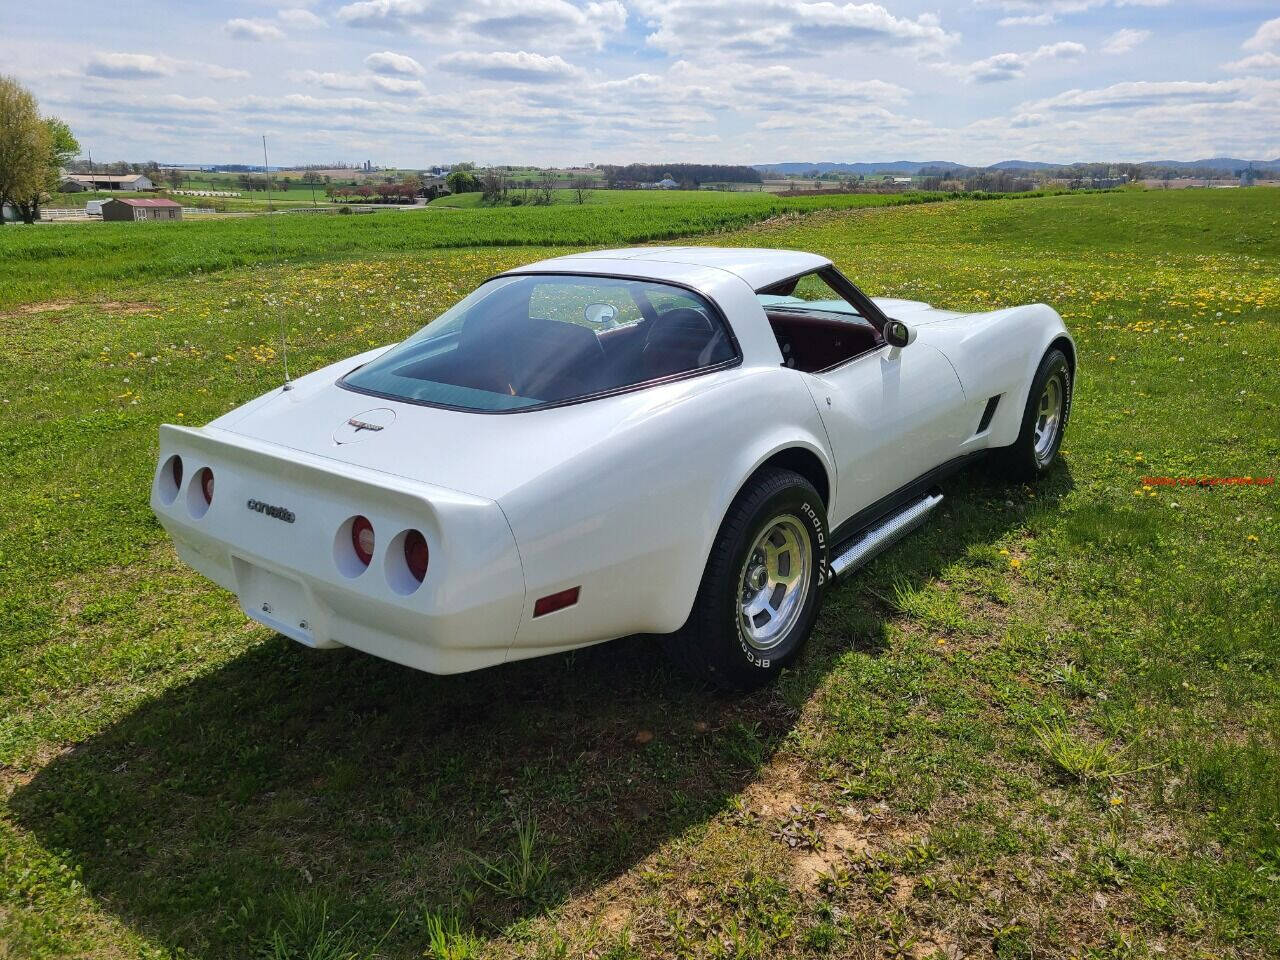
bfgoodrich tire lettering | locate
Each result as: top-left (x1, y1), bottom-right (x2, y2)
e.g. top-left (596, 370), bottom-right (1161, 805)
top-left (665, 467), bottom-right (828, 690)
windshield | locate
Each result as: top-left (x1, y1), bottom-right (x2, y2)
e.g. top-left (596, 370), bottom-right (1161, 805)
top-left (340, 274), bottom-right (737, 411)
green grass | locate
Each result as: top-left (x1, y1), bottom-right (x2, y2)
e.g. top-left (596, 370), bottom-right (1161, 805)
top-left (0, 188), bottom-right (1277, 959)
top-left (0, 189), bottom-right (1038, 310)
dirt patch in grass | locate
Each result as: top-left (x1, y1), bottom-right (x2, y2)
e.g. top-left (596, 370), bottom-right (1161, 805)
top-left (0, 300), bottom-right (158, 320)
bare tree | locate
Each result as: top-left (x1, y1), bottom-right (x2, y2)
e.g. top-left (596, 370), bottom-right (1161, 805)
top-left (534, 169), bottom-right (556, 205)
top-left (480, 168), bottom-right (508, 203)
top-left (571, 175), bottom-right (591, 205)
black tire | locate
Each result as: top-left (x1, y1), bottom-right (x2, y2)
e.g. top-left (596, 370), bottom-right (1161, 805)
top-left (664, 467), bottom-right (828, 691)
top-left (996, 347), bottom-right (1072, 481)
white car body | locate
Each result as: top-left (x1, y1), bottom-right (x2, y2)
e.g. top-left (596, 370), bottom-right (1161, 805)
top-left (152, 247), bottom-right (1073, 674)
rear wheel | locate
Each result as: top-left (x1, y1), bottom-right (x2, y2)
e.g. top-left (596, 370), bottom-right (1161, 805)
top-left (997, 347), bottom-right (1072, 480)
top-left (665, 467), bottom-right (827, 690)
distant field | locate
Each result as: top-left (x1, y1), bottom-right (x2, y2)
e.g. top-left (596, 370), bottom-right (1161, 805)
top-left (1, 189), bottom-right (969, 308)
top-left (1, 189), bottom-right (1276, 960)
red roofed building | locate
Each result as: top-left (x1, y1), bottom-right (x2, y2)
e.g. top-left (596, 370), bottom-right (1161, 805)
top-left (101, 197), bottom-right (183, 222)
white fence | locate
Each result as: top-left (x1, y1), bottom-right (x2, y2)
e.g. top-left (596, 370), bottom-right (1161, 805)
top-left (40, 208), bottom-right (94, 220)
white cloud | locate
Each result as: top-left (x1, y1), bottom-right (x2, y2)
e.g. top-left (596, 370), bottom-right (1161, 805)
top-left (364, 51), bottom-right (426, 76)
top-left (1223, 51), bottom-right (1280, 74)
top-left (1027, 78), bottom-right (1262, 112)
top-left (998, 13), bottom-right (1055, 26)
top-left (278, 9), bottom-right (327, 28)
top-left (371, 76), bottom-right (426, 95)
top-left (633, 0), bottom-right (956, 58)
top-left (1242, 16), bottom-right (1280, 51)
top-left (294, 68), bottom-right (427, 95)
top-left (85, 52), bottom-right (173, 78)
top-left (336, 0), bottom-right (625, 49)
top-left (438, 50), bottom-right (584, 83)
top-left (968, 52), bottom-right (1028, 83)
top-left (956, 39), bottom-right (1084, 83)
top-left (1034, 41), bottom-right (1086, 59)
top-left (1102, 28), bottom-right (1150, 54)
top-left (979, 0), bottom-right (1168, 21)
top-left (225, 18), bottom-right (286, 41)
top-left (84, 52), bottom-right (249, 82)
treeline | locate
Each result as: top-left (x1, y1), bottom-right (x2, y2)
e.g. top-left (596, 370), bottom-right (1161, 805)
top-left (916, 168), bottom-right (1038, 192)
top-left (600, 164), bottom-right (762, 187)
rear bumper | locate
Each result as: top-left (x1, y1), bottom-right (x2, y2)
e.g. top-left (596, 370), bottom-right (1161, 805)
top-left (152, 425), bottom-right (526, 674)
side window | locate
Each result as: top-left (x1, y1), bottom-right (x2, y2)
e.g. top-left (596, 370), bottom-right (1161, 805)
top-left (528, 282), bottom-right (643, 329)
top-left (757, 270), bottom-right (864, 317)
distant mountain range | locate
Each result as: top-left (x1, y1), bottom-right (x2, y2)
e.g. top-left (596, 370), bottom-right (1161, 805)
top-left (755, 158), bottom-right (1280, 175)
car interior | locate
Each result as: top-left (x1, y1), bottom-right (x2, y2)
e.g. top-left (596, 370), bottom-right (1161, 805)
top-left (377, 279), bottom-right (736, 405)
top-left (346, 269), bottom-right (886, 410)
top-left (757, 270), bottom-right (885, 373)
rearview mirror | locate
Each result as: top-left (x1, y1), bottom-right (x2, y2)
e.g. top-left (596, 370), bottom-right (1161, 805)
top-left (884, 319), bottom-right (916, 349)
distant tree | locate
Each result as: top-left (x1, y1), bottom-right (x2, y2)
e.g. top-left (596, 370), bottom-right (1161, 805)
top-left (446, 169), bottom-right (481, 194)
top-left (533, 170), bottom-right (555, 205)
top-left (480, 168), bottom-right (509, 203)
top-left (0, 76), bottom-right (52, 225)
top-left (165, 168), bottom-right (186, 189)
top-left (571, 175), bottom-right (591, 205)
top-left (15, 114), bottom-right (79, 223)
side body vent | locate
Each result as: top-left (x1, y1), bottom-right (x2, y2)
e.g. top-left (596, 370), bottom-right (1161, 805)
top-left (976, 394), bottom-right (1001, 434)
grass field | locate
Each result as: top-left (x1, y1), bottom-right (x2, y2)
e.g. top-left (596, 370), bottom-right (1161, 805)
top-left (0, 189), bottom-right (1277, 959)
top-left (0, 190), bottom-right (979, 310)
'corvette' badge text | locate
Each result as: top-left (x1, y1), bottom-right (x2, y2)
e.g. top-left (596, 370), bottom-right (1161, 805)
top-left (246, 499), bottom-right (296, 523)
top-left (346, 417), bottom-right (384, 433)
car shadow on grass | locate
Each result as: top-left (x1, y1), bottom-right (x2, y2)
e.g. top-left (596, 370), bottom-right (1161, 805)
top-left (11, 463), bottom-right (1072, 958)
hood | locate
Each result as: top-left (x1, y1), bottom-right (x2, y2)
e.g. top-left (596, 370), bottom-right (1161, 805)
top-left (208, 349), bottom-right (741, 502)
top-left (871, 297), bottom-right (969, 326)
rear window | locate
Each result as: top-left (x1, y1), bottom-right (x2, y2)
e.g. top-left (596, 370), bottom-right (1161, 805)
top-left (340, 274), bottom-right (737, 411)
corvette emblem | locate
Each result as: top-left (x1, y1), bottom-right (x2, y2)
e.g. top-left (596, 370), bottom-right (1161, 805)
top-left (333, 407), bottom-right (396, 445)
top-left (246, 499), bottom-right (296, 523)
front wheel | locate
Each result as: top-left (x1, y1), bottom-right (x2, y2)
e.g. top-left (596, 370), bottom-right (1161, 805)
top-left (664, 467), bottom-right (827, 690)
top-left (996, 347), bottom-right (1072, 480)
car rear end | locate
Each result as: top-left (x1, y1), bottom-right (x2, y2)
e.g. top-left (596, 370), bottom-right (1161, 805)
top-left (150, 424), bottom-right (526, 674)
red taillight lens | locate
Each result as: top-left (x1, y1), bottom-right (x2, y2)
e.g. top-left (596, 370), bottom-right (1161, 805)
top-left (351, 515), bottom-right (374, 566)
top-left (404, 529), bottom-right (429, 583)
top-left (199, 467), bottom-right (215, 505)
top-left (171, 456), bottom-right (183, 488)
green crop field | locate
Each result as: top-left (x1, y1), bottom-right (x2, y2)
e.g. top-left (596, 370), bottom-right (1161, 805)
top-left (0, 189), bottom-right (1276, 960)
top-left (0, 189), bottom-right (996, 310)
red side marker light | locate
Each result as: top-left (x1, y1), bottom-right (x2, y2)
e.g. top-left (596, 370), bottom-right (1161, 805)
top-left (533, 586), bottom-right (580, 618)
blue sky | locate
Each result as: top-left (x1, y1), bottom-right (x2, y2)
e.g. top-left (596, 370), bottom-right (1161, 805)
top-left (4, 1), bottom-right (1278, 167)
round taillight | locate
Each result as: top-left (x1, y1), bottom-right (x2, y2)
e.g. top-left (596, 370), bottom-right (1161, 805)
top-left (404, 529), bottom-right (429, 583)
top-left (171, 456), bottom-right (184, 489)
top-left (351, 515), bottom-right (375, 566)
top-left (199, 467), bottom-right (215, 505)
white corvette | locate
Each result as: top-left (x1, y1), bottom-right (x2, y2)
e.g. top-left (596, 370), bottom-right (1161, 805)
top-left (152, 247), bottom-right (1073, 689)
